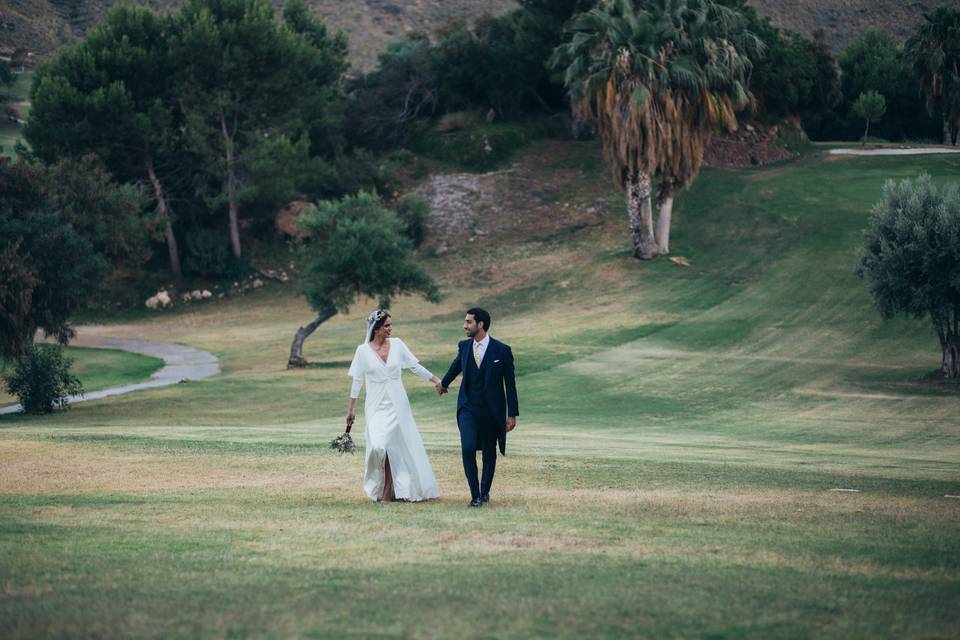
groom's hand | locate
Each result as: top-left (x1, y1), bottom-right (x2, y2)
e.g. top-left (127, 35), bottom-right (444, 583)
top-left (506, 416), bottom-right (516, 432)
top-left (435, 383), bottom-right (447, 396)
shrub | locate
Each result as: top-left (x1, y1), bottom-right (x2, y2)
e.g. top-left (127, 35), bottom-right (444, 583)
top-left (395, 194), bottom-right (429, 248)
top-left (184, 228), bottom-right (234, 277)
top-left (415, 123), bottom-right (529, 171)
top-left (3, 344), bottom-right (84, 414)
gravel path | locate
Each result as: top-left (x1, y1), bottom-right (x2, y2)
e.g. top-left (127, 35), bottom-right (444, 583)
top-left (0, 339), bottom-right (220, 416)
top-left (828, 147), bottom-right (960, 156)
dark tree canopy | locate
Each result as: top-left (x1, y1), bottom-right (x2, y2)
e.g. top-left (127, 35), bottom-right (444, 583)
top-left (42, 155), bottom-right (150, 267)
top-left (837, 29), bottom-right (937, 142)
top-left (0, 60), bottom-right (14, 88)
top-left (906, 7), bottom-right (960, 145)
top-left (0, 160), bottom-right (107, 360)
top-left (24, 4), bottom-right (187, 276)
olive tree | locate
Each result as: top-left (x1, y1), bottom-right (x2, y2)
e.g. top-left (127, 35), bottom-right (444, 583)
top-left (856, 175), bottom-right (960, 378)
top-left (287, 191), bottom-right (438, 368)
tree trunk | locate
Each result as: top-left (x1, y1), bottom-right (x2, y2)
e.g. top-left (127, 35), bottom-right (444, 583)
top-left (655, 192), bottom-right (674, 255)
top-left (145, 156), bottom-right (182, 278)
top-left (943, 111), bottom-right (952, 146)
top-left (221, 112), bottom-right (242, 258)
top-left (287, 310), bottom-right (336, 368)
top-left (626, 172), bottom-right (657, 260)
top-left (863, 119), bottom-right (870, 147)
top-left (941, 334), bottom-right (960, 379)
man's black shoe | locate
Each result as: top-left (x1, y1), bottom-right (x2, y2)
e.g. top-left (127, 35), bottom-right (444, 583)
top-left (480, 494), bottom-right (490, 504)
top-left (469, 498), bottom-right (483, 508)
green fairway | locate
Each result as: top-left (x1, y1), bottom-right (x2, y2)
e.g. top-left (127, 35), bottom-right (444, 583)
top-left (0, 346), bottom-right (165, 407)
top-left (1, 145), bottom-right (958, 638)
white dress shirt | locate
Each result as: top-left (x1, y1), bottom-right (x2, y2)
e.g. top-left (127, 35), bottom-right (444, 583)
top-left (473, 334), bottom-right (490, 367)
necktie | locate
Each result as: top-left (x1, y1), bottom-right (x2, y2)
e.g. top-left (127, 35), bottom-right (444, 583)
top-left (474, 342), bottom-right (482, 368)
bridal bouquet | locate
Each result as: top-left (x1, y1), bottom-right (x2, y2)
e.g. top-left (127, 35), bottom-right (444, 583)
top-left (330, 431), bottom-right (356, 454)
top-left (331, 417), bottom-right (357, 454)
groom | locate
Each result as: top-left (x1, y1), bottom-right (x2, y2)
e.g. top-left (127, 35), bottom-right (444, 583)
top-left (438, 308), bottom-right (519, 507)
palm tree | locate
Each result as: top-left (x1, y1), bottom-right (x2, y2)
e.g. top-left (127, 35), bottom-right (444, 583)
top-left (551, 0), bottom-right (661, 259)
top-left (551, 0), bottom-right (759, 258)
top-left (906, 8), bottom-right (960, 146)
top-left (649, 0), bottom-right (760, 254)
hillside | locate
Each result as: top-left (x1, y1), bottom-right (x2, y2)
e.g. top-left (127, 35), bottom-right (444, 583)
top-left (1, 0), bottom-right (957, 70)
top-left (748, 0), bottom-right (959, 53)
top-left (0, 0), bottom-right (516, 71)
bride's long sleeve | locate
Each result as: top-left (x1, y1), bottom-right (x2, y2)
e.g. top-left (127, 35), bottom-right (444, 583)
top-left (350, 376), bottom-right (363, 399)
top-left (348, 345), bottom-right (365, 398)
top-left (406, 362), bottom-right (435, 382)
top-left (396, 338), bottom-right (435, 381)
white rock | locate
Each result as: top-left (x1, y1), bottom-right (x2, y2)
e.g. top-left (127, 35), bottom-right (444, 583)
top-left (156, 290), bottom-right (172, 306)
top-left (191, 290), bottom-right (203, 300)
top-left (252, 279), bottom-right (264, 288)
top-left (202, 290), bottom-right (213, 299)
top-left (145, 296), bottom-right (159, 310)
top-left (181, 293), bottom-right (192, 303)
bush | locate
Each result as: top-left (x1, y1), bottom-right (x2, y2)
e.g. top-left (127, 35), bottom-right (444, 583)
top-left (183, 228), bottom-right (235, 277)
top-left (415, 123), bottom-right (529, 171)
top-left (395, 194), bottom-right (429, 248)
top-left (3, 344), bottom-right (84, 414)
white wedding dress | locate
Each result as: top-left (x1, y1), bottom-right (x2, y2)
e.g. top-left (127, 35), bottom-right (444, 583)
top-left (348, 337), bottom-right (440, 502)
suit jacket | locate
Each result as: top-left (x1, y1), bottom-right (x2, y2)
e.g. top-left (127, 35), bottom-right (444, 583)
top-left (441, 337), bottom-right (519, 454)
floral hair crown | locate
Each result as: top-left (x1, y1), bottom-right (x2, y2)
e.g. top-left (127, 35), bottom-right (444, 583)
top-left (367, 309), bottom-right (387, 324)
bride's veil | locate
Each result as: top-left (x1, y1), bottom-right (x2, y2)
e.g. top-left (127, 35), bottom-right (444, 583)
top-left (364, 310), bottom-right (380, 344)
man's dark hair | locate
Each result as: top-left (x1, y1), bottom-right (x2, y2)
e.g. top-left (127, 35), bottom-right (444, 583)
top-left (466, 307), bottom-right (491, 331)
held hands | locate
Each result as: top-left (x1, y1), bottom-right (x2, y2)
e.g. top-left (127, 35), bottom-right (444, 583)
top-left (431, 376), bottom-right (448, 396)
top-left (506, 416), bottom-right (517, 432)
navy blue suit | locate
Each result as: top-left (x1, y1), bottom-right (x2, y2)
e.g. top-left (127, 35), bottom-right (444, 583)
top-left (441, 337), bottom-right (519, 499)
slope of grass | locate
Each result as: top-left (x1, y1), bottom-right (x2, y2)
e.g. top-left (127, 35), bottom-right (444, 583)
top-left (0, 72), bottom-right (31, 159)
top-left (1, 145), bottom-right (958, 638)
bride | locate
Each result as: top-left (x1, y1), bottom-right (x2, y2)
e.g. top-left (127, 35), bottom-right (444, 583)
top-left (346, 310), bottom-right (440, 502)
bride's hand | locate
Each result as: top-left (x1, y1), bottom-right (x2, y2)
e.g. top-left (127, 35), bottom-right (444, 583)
top-left (345, 412), bottom-right (355, 428)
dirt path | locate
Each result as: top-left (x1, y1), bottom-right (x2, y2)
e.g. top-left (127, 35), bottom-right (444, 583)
top-left (828, 147), bottom-right (960, 156)
top-left (0, 338), bottom-right (220, 416)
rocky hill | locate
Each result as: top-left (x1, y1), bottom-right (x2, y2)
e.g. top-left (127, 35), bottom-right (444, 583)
top-left (0, 0), bottom-right (515, 70)
top-left (748, 0), bottom-right (958, 54)
top-left (1, 0), bottom-right (957, 71)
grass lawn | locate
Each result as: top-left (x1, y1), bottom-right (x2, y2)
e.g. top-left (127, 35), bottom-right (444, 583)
top-left (0, 347), bottom-right (166, 407)
top-left (1, 144), bottom-right (958, 638)
top-left (0, 72), bottom-right (31, 159)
